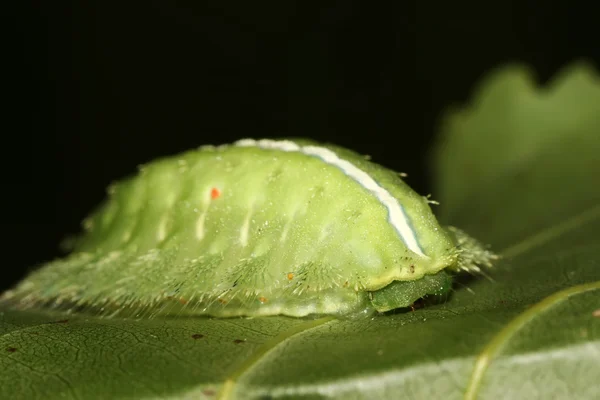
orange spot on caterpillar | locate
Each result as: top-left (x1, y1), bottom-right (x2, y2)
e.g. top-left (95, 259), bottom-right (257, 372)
top-left (287, 273), bottom-right (294, 280)
top-left (210, 187), bottom-right (221, 199)
top-left (258, 296), bottom-right (268, 303)
top-left (179, 297), bottom-right (188, 305)
top-left (217, 298), bottom-right (227, 305)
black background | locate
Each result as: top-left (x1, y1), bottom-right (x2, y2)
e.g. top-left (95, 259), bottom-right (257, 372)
top-left (4, 1), bottom-right (597, 291)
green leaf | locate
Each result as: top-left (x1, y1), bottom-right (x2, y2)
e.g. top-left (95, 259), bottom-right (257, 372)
top-left (2, 61), bottom-right (600, 399)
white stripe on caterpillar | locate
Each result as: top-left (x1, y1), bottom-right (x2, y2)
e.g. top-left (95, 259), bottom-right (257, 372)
top-left (234, 139), bottom-right (427, 258)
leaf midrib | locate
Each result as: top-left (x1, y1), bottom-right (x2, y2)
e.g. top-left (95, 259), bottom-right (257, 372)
top-left (463, 280), bottom-right (600, 400)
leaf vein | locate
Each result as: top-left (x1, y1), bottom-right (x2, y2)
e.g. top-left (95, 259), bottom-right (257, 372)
top-left (464, 280), bottom-right (600, 400)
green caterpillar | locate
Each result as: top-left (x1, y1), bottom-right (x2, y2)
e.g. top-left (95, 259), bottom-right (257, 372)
top-left (1, 138), bottom-right (497, 318)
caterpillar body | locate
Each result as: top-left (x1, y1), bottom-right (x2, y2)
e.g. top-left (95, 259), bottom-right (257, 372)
top-left (1, 138), bottom-right (497, 318)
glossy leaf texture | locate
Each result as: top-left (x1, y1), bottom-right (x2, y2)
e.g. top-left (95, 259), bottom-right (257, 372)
top-left (2, 61), bottom-right (600, 400)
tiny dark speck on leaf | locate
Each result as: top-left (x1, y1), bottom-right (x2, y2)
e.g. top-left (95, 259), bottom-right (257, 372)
top-left (191, 334), bottom-right (204, 340)
top-left (52, 319), bottom-right (69, 324)
top-left (233, 339), bottom-right (246, 344)
top-left (6, 347), bottom-right (17, 353)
